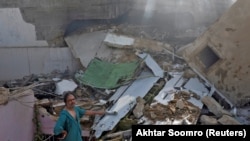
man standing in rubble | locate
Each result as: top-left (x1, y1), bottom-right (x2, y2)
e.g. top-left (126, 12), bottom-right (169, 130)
top-left (54, 92), bottom-right (105, 141)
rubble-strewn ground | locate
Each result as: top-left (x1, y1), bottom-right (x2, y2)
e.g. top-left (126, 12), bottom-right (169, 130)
top-left (1, 22), bottom-right (249, 141)
top-left (0, 61), bottom-right (246, 141)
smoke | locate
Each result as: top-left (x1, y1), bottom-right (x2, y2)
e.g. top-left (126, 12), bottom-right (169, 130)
top-left (143, 0), bottom-right (156, 21)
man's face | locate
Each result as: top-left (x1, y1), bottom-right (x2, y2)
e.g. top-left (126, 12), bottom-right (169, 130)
top-left (66, 94), bottom-right (76, 108)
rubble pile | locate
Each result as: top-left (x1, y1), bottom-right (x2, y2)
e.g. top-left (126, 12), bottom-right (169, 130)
top-left (0, 55), bottom-right (247, 140)
top-left (1, 24), bottom-right (249, 141)
top-left (143, 92), bottom-right (201, 124)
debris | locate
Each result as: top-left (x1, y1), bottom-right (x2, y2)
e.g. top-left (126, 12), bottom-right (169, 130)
top-left (133, 96), bottom-right (146, 118)
top-left (136, 52), bottom-right (164, 78)
top-left (52, 102), bottom-right (65, 115)
top-left (75, 57), bottom-right (141, 89)
top-left (92, 70), bottom-right (160, 138)
top-left (218, 115), bottom-right (241, 125)
top-left (184, 77), bottom-right (209, 95)
top-left (1, 26), bottom-right (249, 140)
top-left (0, 87), bottom-right (9, 105)
top-left (75, 88), bottom-right (83, 97)
top-left (143, 97), bottom-right (200, 125)
top-left (118, 118), bottom-right (137, 130)
top-left (54, 79), bottom-right (78, 95)
top-left (176, 99), bottom-right (185, 109)
top-left (0, 89), bottom-right (35, 141)
top-left (102, 129), bottom-right (131, 140)
top-left (104, 33), bottom-right (135, 48)
top-left (199, 115), bottom-right (218, 125)
top-left (231, 106), bottom-right (250, 124)
top-left (35, 98), bottom-right (51, 107)
top-left (201, 96), bottom-right (231, 118)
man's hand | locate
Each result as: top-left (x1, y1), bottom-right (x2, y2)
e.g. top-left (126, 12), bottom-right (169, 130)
top-left (105, 110), bottom-right (118, 115)
top-left (57, 130), bottom-right (67, 140)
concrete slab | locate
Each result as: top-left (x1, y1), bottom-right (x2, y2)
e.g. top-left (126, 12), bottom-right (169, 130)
top-left (65, 30), bottom-right (116, 67)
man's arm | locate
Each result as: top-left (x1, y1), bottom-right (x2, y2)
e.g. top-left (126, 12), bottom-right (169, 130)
top-left (54, 113), bottom-right (67, 139)
top-left (85, 110), bottom-right (105, 116)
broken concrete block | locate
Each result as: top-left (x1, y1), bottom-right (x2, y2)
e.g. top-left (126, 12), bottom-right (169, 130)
top-left (35, 98), bottom-right (51, 106)
top-left (39, 107), bottom-right (57, 121)
top-left (104, 33), bottom-right (135, 48)
top-left (103, 129), bottom-right (131, 140)
top-left (75, 88), bottom-right (83, 97)
top-left (182, 69), bottom-right (197, 79)
top-left (200, 115), bottom-right (218, 125)
top-left (150, 112), bottom-right (157, 119)
top-left (201, 96), bottom-right (231, 118)
top-left (176, 99), bottom-right (185, 109)
top-left (52, 102), bottom-right (65, 115)
top-left (38, 107), bottom-right (58, 135)
top-left (218, 115), bottom-right (241, 125)
top-left (118, 118), bottom-right (137, 130)
top-left (133, 96), bottom-right (145, 118)
top-left (0, 87), bottom-right (9, 105)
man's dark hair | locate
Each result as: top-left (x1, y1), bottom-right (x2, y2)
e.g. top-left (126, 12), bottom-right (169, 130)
top-left (63, 91), bottom-right (75, 103)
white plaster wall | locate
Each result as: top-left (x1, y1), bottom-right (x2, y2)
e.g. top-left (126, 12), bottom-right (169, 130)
top-left (0, 47), bottom-right (80, 81)
top-left (0, 8), bottom-right (48, 47)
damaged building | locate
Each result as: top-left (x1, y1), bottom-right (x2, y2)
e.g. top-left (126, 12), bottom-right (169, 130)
top-left (178, 0), bottom-right (250, 107)
top-left (0, 0), bottom-right (249, 141)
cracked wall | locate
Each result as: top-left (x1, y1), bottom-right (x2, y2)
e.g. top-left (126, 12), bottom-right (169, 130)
top-left (179, 0), bottom-right (250, 106)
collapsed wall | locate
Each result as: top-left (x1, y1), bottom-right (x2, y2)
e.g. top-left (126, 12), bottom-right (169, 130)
top-left (0, 0), bottom-right (133, 46)
top-left (0, 0), bottom-right (237, 82)
top-left (0, 0), bottom-right (234, 47)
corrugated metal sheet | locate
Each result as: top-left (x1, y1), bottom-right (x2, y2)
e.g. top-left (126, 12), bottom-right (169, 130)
top-left (136, 52), bottom-right (164, 78)
top-left (92, 71), bottom-right (160, 138)
top-left (183, 77), bottom-right (209, 108)
top-left (154, 73), bottom-right (183, 104)
top-left (144, 72), bottom-right (211, 125)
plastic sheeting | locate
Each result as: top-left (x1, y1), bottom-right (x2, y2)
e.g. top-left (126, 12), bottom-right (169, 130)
top-left (75, 58), bottom-right (141, 89)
